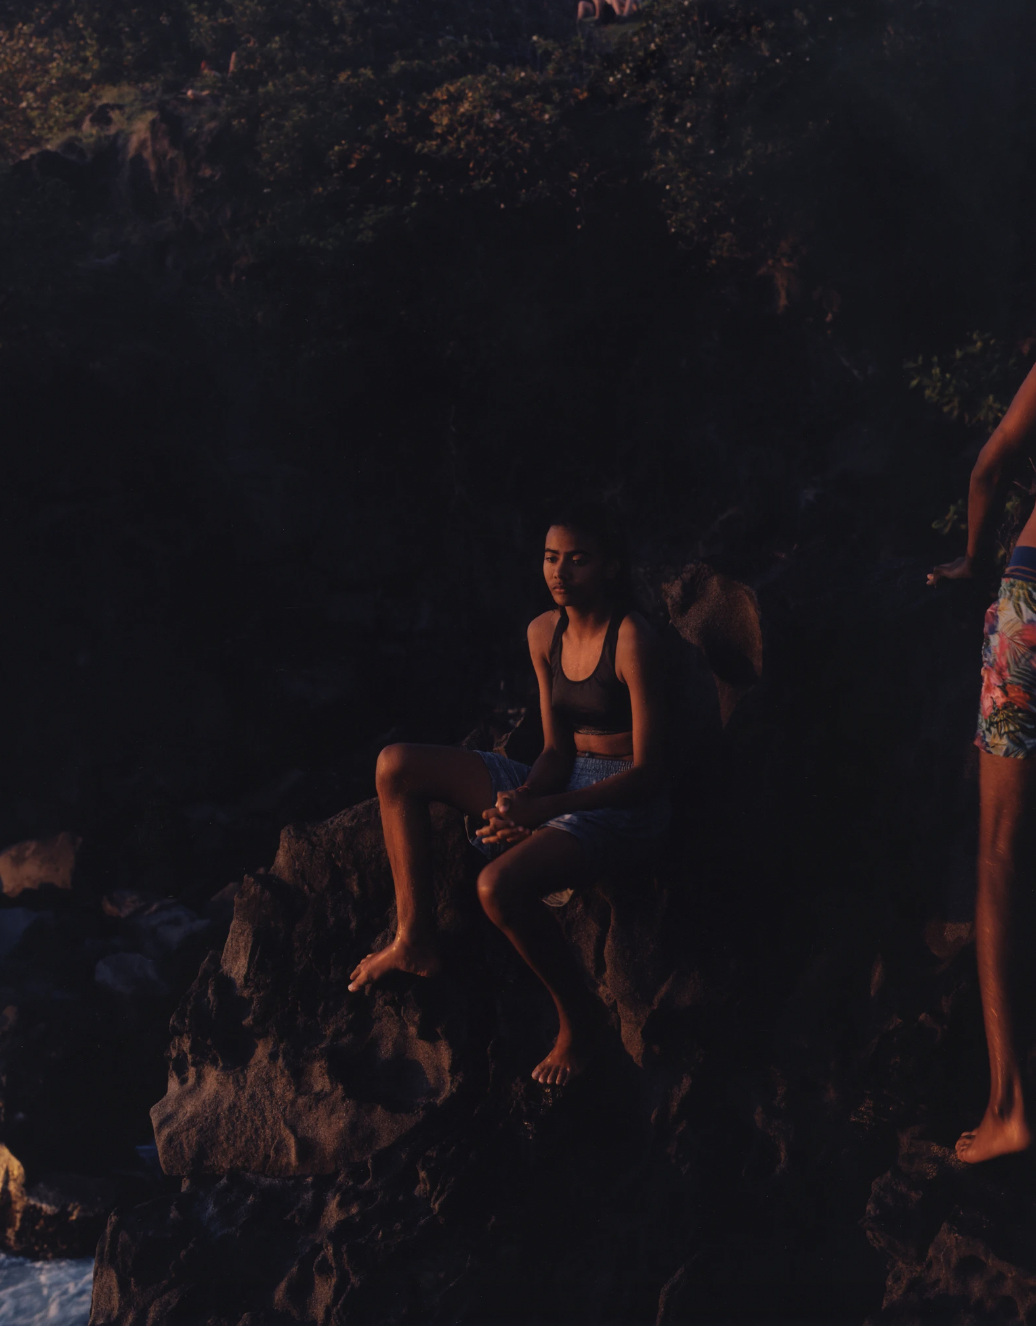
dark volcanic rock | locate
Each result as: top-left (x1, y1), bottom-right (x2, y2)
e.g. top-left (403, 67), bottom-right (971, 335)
top-left (95, 771), bottom-right (721, 1322)
top-left (865, 1138), bottom-right (1036, 1322)
top-left (0, 1140), bottom-right (121, 1259)
top-left (10, 1172), bottom-right (120, 1260)
top-left (0, 833), bottom-right (81, 899)
top-left (150, 801), bottom-right (480, 1177)
top-left (661, 565), bottom-right (763, 726)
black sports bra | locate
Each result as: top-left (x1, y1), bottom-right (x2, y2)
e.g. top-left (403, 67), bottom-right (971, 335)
top-left (549, 610), bottom-right (633, 736)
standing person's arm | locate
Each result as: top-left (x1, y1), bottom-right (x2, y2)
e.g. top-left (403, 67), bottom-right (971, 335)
top-left (930, 361), bottom-right (1036, 584)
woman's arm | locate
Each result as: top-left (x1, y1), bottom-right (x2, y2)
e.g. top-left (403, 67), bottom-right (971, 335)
top-left (499, 615), bottom-right (665, 828)
top-left (475, 612), bottom-right (572, 845)
top-left (520, 613), bottom-right (574, 796)
top-left (930, 360), bottom-right (1036, 583)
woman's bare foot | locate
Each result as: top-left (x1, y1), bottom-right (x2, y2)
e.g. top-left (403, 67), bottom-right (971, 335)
top-left (955, 1107), bottom-right (1033, 1163)
top-left (348, 937), bottom-right (441, 991)
top-left (531, 1018), bottom-right (602, 1087)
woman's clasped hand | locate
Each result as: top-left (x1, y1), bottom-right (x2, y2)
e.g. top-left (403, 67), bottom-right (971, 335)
top-left (474, 786), bottom-right (543, 845)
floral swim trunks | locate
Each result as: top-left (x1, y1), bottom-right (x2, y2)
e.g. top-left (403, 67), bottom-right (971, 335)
top-left (976, 558), bottom-right (1036, 758)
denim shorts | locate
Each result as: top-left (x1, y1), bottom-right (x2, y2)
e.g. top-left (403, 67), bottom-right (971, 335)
top-left (468, 750), bottom-right (671, 882)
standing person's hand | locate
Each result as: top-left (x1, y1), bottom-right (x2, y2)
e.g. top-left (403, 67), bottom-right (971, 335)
top-left (928, 554), bottom-right (975, 586)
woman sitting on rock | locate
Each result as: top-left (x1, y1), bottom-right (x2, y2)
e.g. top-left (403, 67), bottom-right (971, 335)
top-left (929, 358), bottom-right (1036, 1162)
top-left (348, 503), bottom-right (670, 1085)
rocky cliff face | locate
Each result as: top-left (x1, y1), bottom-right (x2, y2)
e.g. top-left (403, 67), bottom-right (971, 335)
top-left (91, 800), bottom-right (703, 1323)
top-left (4, 539), bottom-right (1030, 1323)
top-left (82, 559), bottom-right (1020, 1326)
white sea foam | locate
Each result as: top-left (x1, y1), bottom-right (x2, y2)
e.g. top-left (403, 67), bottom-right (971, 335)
top-left (0, 1252), bottom-right (94, 1325)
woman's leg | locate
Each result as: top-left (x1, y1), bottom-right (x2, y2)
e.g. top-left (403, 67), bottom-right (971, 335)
top-left (348, 744), bottom-right (495, 991)
top-left (477, 828), bottom-right (599, 1085)
top-left (957, 750), bottom-right (1036, 1162)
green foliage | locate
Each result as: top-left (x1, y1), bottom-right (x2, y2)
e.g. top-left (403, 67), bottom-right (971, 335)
top-left (931, 498), bottom-right (966, 536)
top-left (592, 0), bottom-right (804, 256)
top-left (3, 0), bottom-right (1036, 500)
top-left (3, 0), bottom-right (1034, 299)
top-left (907, 332), bottom-right (1020, 430)
top-left (909, 333), bottom-right (1036, 550)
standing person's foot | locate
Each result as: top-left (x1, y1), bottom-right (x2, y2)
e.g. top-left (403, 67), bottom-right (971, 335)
top-left (956, 1106), bottom-right (1033, 1163)
top-left (348, 937), bottom-right (441, 991)
top-left (531, 1014), bottom-right (603, 1086)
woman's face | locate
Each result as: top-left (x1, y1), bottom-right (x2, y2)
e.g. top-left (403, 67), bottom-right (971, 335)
top-left (543, 525), bottom-right (614, 609)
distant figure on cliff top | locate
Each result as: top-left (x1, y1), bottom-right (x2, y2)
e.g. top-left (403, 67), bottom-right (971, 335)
top-left (348, 503), bottom-right (670, 1086)
top-left (577, 0), bottom-right (638, 21)
top-left (929, 357), bottom-right (1036, 1163)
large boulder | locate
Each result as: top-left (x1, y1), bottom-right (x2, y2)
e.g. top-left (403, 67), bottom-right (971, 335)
top-left (96, 770), bottom-right (726, 1321)
top-left (150, 800), bottom-right (482, 1177)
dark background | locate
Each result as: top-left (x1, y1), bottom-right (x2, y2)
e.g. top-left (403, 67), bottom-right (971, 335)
top-left (1, 0), bottom-right (1031, 900)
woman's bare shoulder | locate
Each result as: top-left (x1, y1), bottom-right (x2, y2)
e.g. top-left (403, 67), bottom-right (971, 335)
top-left (616, 610), bottom-right (661, 670)
top-left (527, 610), bottom-right (558, 651)
top-left (617, 610), bottom-right (658, 647)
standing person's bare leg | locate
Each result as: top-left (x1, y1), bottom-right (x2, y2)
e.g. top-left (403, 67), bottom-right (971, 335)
top-left (477, 828), bottom-right (601, 1085)
top-left (957, 751), bottom-right (1036, 1162)
top-left (349, 744), bottom-right (494, 990)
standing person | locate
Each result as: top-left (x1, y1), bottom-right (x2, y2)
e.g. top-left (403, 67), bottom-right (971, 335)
top-left (348, 503), bottom-right (670, 1085)
top-left (929, 360), bottom-right (1036, 1162)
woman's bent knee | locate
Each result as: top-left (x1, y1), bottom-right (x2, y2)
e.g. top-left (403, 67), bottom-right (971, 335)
top-left (477, 862), bottom-right (507, 920)
top-left (477, 860), bottom-right (525, 922)
top-left (376, 743), bottom-right (411, 795)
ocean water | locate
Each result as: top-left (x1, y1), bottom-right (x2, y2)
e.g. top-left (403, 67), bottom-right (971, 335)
top-left (0, 1252), bottom-right (94, 1325)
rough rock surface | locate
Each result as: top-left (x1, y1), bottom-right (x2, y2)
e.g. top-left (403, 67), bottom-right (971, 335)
top-left (10, 1173), bottom-right (121, 1261)
top-left (94, 797), bottom-right (704, 1323)
top-left (865, 1139), bottom-right (1036, 1322)
top-left (0, 834), bottom-right (81, 899)
top-left (0, 1140), bottom-right (118, 1259)
top-left (151, 801), bottom-right (476, 1177)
